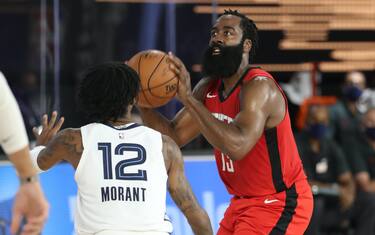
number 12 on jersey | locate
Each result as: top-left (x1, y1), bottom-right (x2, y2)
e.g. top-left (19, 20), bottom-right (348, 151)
top-left (98, 143), bottom-right (147, 181)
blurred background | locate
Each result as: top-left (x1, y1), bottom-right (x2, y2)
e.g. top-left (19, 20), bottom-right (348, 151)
top-left (0, 0), bottom-right (375, 234)
top-left (0, 0), bottom-right (374, 145)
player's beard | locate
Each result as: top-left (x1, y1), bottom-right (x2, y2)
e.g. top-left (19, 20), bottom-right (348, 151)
top-left (202, 41), bottom-right (243, 79)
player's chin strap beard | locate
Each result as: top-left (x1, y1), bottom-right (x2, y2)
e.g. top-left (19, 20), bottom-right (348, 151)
top-left (202, 41), bottom-right (244, 79)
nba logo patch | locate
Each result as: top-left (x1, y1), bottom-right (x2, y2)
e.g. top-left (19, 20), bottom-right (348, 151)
top-left (119, 133), bottom-right (125, 139)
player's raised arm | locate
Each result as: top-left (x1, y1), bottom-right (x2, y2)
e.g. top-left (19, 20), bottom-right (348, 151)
top-left (0, 72), bottom-right (49, 235)
top-left (31, 112), bottom-right (82, 172)
top-left (138, 77), bottom-right (212, 147)
top-left (168, 53), bottom-right (285, 161)
top-left (162, 135), bottom-right (213, 235)
top-left (34, 128), bottom-right (82, 171)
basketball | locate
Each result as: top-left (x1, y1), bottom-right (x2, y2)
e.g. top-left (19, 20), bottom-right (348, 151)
top-left (127, 50), bottom-right (178, 108)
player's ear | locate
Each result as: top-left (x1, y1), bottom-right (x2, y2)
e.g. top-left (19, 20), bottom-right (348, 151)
top-left (243, 39), bottom-right (252, 54)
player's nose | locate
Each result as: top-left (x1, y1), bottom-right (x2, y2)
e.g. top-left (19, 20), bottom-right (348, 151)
top-left (212, 38), bottom-right (224, 45)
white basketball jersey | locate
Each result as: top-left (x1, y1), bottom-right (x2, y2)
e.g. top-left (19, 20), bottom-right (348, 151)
top-left (75, 123), bottom-right (172, 234)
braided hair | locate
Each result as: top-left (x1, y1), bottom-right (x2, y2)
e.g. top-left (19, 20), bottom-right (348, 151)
top-left (223, 9), bottom-right (259, 62)
top-left (78, 62), bottom-right (140, 123)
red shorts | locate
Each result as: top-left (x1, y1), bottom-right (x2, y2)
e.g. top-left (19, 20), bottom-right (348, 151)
top-left (217, 180), bottom-right (313, 235)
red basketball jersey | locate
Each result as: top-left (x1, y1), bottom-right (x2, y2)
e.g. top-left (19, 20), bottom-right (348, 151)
top-left (204, 68), bottom-right (307, 197)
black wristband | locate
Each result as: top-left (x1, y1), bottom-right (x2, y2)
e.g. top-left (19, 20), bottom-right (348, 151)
top-left (19, 175), bottom-right (39, 185)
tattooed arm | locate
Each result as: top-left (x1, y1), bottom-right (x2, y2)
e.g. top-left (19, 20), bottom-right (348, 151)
top-left (162, 135), bottom-right (213, 235)
top-left (37, 128), bottom-right (83, 170)
top-left (31, 112), bottom-right (82, 170)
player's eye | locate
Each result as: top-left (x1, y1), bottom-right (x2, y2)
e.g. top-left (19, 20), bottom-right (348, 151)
top-left (211, 31), bottom-right (217, 37)
top-left (224, 31), bottom-right (232, 36)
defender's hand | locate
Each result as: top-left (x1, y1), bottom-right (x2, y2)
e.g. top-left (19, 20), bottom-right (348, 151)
top-left (33, 111), bottom-right (64, 146)
top-left (11, 182), bottom-right (49, 235)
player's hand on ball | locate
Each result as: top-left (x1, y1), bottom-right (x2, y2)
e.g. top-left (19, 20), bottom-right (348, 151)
top-left (127, 50), bottom-right (178, 108)
top-left (33, 111), bottom-right (64, 146)
top-left (167, 52), bottom-right (192, 104)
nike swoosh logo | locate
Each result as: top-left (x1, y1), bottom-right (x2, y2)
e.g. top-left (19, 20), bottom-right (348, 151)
top-left (264, 199), bottom-right (279, 204)
top-left (206, 93), bottom-right (216, 98)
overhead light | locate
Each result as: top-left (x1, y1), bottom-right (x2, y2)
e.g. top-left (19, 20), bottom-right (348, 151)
top-left (256, 22), bottom-right (329, 31)
top-left (331, 50), bottom-right (375, 60)
top-left (192, 63), bottom-right (313, 72)
top-left (96, 0), bottom-right (276, 3)
top-left (256, 22), bottom-right (375, 31)
top-left (319, 61), bottom-right (375, 72)
top-left (253, 63), bottom-right (313, 72)
top-left (98, 0), bottom-right (374, 4)
top-left (284, 31), bottom-right (328, 40)
top-left (194, 5), bottom-right (375, 15)
top-left (284, 35), bottom-right (328, 41)
top-left (330, 21), bottom-right (375, 30)
top-left (192, 62), bottom-right (375, 72)
top-left (284, 31), bottom-right (327, 36)
top-left (194, 6), bottom-right (331, 15)
top-left (245, 15), bottom-right (331, 23)
top-left (280, 40), bottom-right (375, 50)
top-left (245, 14), bottom-right (375, 24)
top-left (279, 0), bottom-right (373, 5)
top-left (241, 15), bottom-right (375, 25)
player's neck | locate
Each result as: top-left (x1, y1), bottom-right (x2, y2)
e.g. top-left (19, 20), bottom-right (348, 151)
top-left (107, 115), bottom-right (133, 127)
top-left (221, 60), bottom-right (249, 94)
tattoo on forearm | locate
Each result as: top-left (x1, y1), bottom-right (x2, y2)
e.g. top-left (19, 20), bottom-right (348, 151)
top-left (171, 174), bottom-right (198, 213)
top-left (38, 129), bottom-right (82, 169)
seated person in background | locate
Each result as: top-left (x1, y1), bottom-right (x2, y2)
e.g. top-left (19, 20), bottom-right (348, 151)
top-left (329, 71), bottom-right (366, 154)
top-left (12, 71), bottom-right (41, 141)
top-left (351, 107), bottom-right (375, 193)
top-left (297, 105), bottom-right (375, 235)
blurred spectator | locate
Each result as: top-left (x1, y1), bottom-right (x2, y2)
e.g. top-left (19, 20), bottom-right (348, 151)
top-left (281, 71), bottom-right (318, 106)
top-left (357, 88), bottom-right (375, 114)
top-left (281, 71), bottom-right (316, 130)
top-left (329, 71), bottom-right (367, 156)
top-left (12, 71), bottom-right (40, 141)
top-left (297, 105), bottom-right (375, 235)
top-left (350, 108), bottom-right (375, 192)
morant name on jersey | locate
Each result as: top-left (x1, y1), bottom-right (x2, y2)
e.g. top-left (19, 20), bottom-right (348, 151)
top-left (101, 186), bottom-right (146, 202)
top-left (77, 123), bottom-right (172, 233)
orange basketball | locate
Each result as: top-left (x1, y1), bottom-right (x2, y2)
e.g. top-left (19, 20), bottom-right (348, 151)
top-left (127, 50), bottom-right (178, 108)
